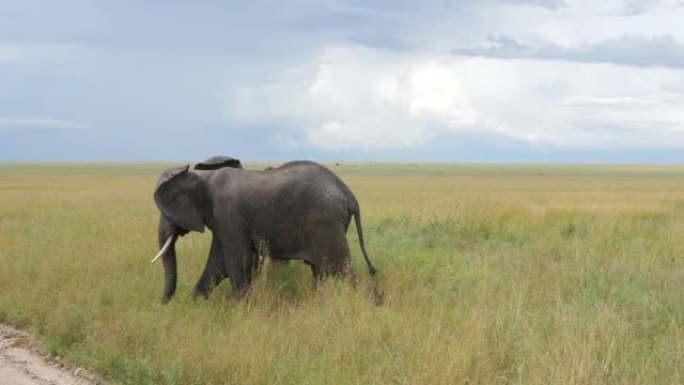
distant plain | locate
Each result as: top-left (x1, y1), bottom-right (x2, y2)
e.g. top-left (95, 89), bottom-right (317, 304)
top-left (1, 162), bottom-right (683, 384)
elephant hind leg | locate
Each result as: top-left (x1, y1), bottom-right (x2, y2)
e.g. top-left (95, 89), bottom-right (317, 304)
top-left (308, 224), bottom-right (357, 281)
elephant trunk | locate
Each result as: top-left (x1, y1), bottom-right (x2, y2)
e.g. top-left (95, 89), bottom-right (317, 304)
top-left (161, 239), bottom-right (178, 304)
top-left (156, 215), bottom-right (181, 304)
top-left (158, 232), bottom-right (180, 304)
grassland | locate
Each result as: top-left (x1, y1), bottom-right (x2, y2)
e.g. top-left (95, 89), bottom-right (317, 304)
top-left (1, 162), bottom-right (684, 384)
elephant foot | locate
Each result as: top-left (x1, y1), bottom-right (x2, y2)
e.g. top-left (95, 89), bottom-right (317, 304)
top-left (191, 287), bottom-right (210, 301)
top-left (229, 288), bottom-right (249, 299)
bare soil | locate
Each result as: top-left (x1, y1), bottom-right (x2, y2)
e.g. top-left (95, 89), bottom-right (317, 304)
top-left (0, 324), bottom-right (104, 385)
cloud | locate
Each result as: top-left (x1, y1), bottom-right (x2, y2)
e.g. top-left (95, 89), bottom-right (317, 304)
top-left (224, 43), bottom-right (684, 154)
top-left (226, 45), bottom-right (508, 152)
top-left (0, 42), bottom-right (97, 76)
top-left (552, 95), bottom-right (684, 147)
top-left (498, 0), bottom-right (568, 9)
top-left (453, 34), bottom-right (684, 68)
top-left (0, 117), bottom-right (92, 132)
top-left (4, 0), bottom-right (684, 161)
top-left (620, 0), bottom-right (684, 15)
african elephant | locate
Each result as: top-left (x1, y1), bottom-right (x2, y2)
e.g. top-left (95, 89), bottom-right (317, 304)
top-left (151, 159), bottom-right (377, 303)
top-left (153, 156), bottom-right (243, 302)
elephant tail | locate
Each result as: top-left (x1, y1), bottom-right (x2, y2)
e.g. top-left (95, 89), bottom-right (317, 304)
top-left (353, 207), bottom-right (378, 276)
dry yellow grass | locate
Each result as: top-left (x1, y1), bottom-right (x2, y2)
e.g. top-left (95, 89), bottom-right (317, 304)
top-left (1, 163), bottom-right (684, 384)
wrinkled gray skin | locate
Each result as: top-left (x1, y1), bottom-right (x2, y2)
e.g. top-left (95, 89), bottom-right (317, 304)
top-left (154, 159), bottom-right (377, 303)
top-left (156, 156), bottom-right (243, 302)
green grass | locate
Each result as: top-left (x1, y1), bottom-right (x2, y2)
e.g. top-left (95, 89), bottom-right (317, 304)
top-left (2, 163), bottom-right (684, 384)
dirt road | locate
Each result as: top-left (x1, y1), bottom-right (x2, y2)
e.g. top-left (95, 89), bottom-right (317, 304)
top-left (0, 324), bottom-right (102, 385)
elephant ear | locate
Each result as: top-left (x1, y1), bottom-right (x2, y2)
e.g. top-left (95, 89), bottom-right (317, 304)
top-left (154, 165), bottom-right (205, 233)
top-left (194, 155), bottom-right (243, 170)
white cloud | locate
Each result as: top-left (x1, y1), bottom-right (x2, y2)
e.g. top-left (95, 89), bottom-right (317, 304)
top-left (220, 0), bottom-right (684, 156)
top-left (227, 45), bottom-right (503, 152)
top-left (225, 43), bottom-right (684, 152)
top-left (0, 117), bottom-right (92, 132)
top-left (553, 93), bottom-right (684, 147)
top-left (407, 64), bottom-right (482, 126)
top-left (6, 0), bottom-right (684, 161)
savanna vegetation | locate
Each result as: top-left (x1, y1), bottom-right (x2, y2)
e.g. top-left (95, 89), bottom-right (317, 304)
top-left (1, 163), bottom-right (684, 384)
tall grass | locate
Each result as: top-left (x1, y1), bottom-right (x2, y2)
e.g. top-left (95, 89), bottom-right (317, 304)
top-left (1, 163), bottom-right (684, 384)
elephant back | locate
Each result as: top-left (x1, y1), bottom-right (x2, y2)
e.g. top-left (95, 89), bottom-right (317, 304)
top-left (194, 156), bottom-right (243, 171)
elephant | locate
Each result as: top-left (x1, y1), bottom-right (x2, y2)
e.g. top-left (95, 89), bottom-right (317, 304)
top-left (193, 155), bottom-right (242, 171)
top-left (153, 156), bottom-right (243, 302)
top-left (151, 158), bottom-right (377, 303)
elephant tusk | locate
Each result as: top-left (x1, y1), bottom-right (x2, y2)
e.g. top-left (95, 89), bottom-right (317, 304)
top-left (151, 235), bottom-right (174, 263)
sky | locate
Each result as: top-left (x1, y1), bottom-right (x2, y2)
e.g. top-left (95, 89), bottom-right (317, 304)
top-left (2, 0), bottom-right (684, 163)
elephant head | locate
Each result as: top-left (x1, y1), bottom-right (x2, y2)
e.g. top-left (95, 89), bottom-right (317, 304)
top-left (151, 156), bottom-right (242, 303)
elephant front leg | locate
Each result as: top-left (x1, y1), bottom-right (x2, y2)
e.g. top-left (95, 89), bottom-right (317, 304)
top-left (223, 242), bottom-right (256, 297)
top-left (192, 236), bottom-right (227, 300)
